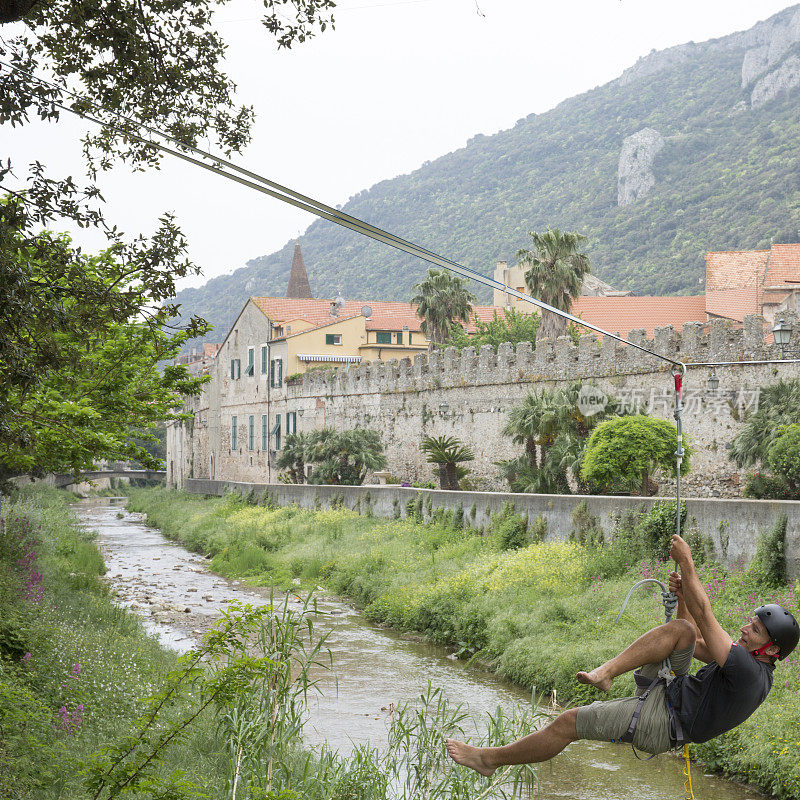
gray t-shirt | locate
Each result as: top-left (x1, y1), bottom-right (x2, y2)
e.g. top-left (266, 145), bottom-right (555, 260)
top-left (666, 643), bottom-right (774, 743)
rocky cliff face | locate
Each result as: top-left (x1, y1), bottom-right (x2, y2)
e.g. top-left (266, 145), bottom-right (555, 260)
top-left (751, 54), bottom-right (800, 107)
top-left (617, 128), bottom-right (665, 207)
top-left (739, 8), bottom-right (800, 107)
top-left (615, 5), bottom-right (800, 109)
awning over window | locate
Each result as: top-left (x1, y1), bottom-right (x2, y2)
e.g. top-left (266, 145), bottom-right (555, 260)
top-left (297, 354), bottom-right (362, 363)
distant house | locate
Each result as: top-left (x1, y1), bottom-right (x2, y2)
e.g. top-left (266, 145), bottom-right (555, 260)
top-left (706, 243), bottom-right (800, 328)
top-left (490, 244), bottom-right (800, 339)
top-left (492, 258), bottom-right (707, 338)
top-left (246, 296), bottom-right (430, 379)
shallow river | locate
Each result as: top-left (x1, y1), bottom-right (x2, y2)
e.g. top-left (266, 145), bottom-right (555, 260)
top-left (77, 498), bottom-right (765, 800)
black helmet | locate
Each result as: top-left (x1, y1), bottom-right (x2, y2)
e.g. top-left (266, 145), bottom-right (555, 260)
top-left (754, 604), bottom-right (799, 660)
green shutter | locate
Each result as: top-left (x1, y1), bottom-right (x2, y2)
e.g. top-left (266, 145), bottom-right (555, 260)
top-left (248, 415), bottom-right (254, 450)
top-left (231, 416), bottom-right (238, 450)
top-left (261, 346), bottom-right (267, 375)
top-left (270, 359), bottom-right (275, 387)
top-left (326, 333), bottom-right (334, 345)
top-left (275, 415), bottom-right (281, 450)
top-left (376, 331), bottom-right (391, 344)
top-left (397, 331), bottom-right (403, 344)
top-left (261, 414), bottom-right (267, 449)
top-left (277, 359), bottom-right (283, 387)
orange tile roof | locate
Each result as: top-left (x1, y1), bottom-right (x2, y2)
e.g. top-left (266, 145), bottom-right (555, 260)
top-left (252, 296), bottom-right (710, 343)
top-left (705, 287), bottom-right (760, 322)
top-left (252, 297), bottom-right (426, 332)
top-left (705, 250), bottom-right (768, 290)
top-left (569, 296), bottom-right (707, 339)
top-left (764, 243), bottom-right (800, 286)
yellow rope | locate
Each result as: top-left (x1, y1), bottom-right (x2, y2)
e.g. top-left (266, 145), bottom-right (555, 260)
top-left (682, 744), bottom-right (696, 800)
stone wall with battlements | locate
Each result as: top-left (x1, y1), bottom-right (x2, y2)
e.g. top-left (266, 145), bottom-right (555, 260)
top-left (169, 315), bottom-right (800, 497)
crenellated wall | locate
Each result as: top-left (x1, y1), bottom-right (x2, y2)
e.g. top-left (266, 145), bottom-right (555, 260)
top-left (169, 315), bottom-right (800, 496)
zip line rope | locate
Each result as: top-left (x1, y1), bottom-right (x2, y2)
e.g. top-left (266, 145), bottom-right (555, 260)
top-left (0, 58), bottom-right (687, 370)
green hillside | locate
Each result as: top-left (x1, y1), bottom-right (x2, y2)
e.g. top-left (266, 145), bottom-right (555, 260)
top-left (175, 5), bottom-right (800, 342)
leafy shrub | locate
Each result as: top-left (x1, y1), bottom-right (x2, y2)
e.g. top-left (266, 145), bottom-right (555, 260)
top-left (489, 503), bottom-right (528, 550)
top-left (749, 515), bottom-right (787, 586)
top-left (571, 500), bottom-right (604, 546)
top-left (581, 416), bottom-right (691, 495)
top-left (743, 472), bottom-right (797, 499)
top-left (638, 500), bottom-right (685, 562)
top-left (768, 424), bottom-right (800, 492)
top-left (529, 515), bottom-right (547, 543)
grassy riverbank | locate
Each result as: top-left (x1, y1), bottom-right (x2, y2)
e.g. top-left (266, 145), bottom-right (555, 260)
top-left (128, 486), bottom-right (800, 800)
top-left (0, 487), bottom-right (228, 799)
top-left (0, 486), bottom-right (541, 800)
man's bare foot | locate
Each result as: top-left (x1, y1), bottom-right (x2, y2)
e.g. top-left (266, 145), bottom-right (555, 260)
top-left (576, 669), bottom-right (612, 691)
top-left (445, 739), bottom-right (496, 777)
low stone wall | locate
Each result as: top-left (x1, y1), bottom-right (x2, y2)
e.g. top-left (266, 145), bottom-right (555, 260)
top-left (185, 480), bottom-right (800, 579)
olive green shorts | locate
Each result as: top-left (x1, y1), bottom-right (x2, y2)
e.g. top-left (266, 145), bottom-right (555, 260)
top-left (575, 644), bottom-right (695, 755)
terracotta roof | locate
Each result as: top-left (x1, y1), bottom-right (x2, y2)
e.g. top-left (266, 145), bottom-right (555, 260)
top-left (705, 287), bottom-right (760, 322)
top-left (252, 297), bottom-right (425, 332)
top-left (271, 314), bottom-right (363, 342)
top-left (764, 243), bottom-right (800, 286)
top-left (570, 296), bottom-right (707, 338)
top-left (203, 343), bottom-right (221, 358)
top-left (705, 250), bottom-right (768, 290)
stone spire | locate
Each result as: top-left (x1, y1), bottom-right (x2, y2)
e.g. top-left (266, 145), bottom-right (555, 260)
top-left (286, 240), bottom-right (313, 299)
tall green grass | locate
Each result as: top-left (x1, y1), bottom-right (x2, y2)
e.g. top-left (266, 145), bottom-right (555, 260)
top-left (1, 486), bottom-right (544, 800)
top-left (128, 487), bottom-right (800, 800)
top-left (0, 487), bottom-right (226, 799)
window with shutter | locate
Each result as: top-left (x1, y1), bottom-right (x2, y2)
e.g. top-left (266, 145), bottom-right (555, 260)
top-left (261, 345), bottom-right (268, 375)
top-left (270, 416), bottom-right (281, 450)
top-left (376, 331), bottom-right (391, 344)
top-left (231, 416), bottom-right (238, 450)
top-left (397, 331), bottom-right (403, 344)
top-left (277, 359), bottom-right (283, 387)
top-left (248, 415), bottom-right (254, 450)
top-left (261, 414), bottom-right (268, 450)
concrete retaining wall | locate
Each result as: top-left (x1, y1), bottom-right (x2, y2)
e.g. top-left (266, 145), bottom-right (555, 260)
top-left (185, 480), bottom-right (800, 579)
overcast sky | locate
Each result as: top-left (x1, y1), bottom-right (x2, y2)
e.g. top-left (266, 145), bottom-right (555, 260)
top-left (4, 0), bottom-right (796, 290)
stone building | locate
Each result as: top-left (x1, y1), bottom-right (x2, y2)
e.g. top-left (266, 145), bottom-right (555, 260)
top-left (168, 313), bottom-right (800, 496)
top-left (168, 243), bottom-right (800, 493)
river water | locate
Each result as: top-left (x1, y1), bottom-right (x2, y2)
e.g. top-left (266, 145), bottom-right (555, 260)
top-left (77, 498), bottom-right (765, 800)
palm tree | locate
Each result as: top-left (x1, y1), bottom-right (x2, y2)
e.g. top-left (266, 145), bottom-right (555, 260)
top-left (419, 435), bottom-right (475, 490)
top-left (411, 269), bottom-right (477, 350)
top-left (730, 379), bottom-right (800, 468)
top-left (309, 428), bottom-right (386, 485)
top-left (500, 382), bottom-right (622, 494)
top-left (275, 431), bottom-right (316, 483)
top-left (501, 388), bottom-right (562, 470)
top-left (517, 228), bottom-right (590, 342)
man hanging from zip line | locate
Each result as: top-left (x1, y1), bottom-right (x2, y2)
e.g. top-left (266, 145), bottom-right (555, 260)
top-left (446, 533), bottom-right (799, 774)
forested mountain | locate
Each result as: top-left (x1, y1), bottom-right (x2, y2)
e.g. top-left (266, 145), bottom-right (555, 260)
top-left (175, 5), bottom-right (800, 342)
